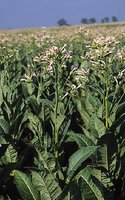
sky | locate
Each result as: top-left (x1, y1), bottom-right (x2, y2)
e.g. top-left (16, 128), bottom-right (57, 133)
top-left (0, 0), bottom-right (125, 29)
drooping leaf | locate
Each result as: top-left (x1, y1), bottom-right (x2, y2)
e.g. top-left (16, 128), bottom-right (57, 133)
top-left (77, 166), bottom-right (104, 200)
top-left (0, 137), bottom-right (9, 159)
top-left (76, 99), bottom-right (90, 128)
top-left (97, 144), bottom-right (109, 170)
top-left (95, 117), bottom-right (106, 138)
top-left (68, 131), bottom-right (94, 147)
top-left (21, 82), bottom-right (34, 98)
top-left (13, 170), bottom-right (40, 200)
top-left (50, 112), bottom-right (65, 133)
top-left (81, 127), bottom-right (97, 144)
top-left (40, 99), bottom-right (53, 110)
top-left (59, 117), bottom-right (71, 146)
top-left (35, 150), bottom-right (56, 178)
top-left (67, 146), bottom-right (98, 180)
top-left (97, 105), bottom-right (103, 119)
top-left (0, 86), bottom-right (3, 105)
top-left (0, 118), bottom-right (10, 135)
top-left (0, 144), bottom-right (17, 165)
top-left (85, 93), bottom-right (95, 114)
top-left (97, 133), bottom-right (117, 174)
top-left (32, 171), bottom-right (62, 200)
top-left (27, 96), bottom-right (40, 115)
top-left (88, 115), bottom-right (99, 139)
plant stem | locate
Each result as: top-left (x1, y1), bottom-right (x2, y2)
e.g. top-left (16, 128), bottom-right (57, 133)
top-left (54, 64), bottom-right (59, 164)
top-left (105, 66), bottom-right (109, 129)
top-left (68, 190), bottom-right (70, 200)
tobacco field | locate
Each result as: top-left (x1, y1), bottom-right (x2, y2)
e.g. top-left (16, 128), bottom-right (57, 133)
top-left (1, 24), bottom-right (125, 199)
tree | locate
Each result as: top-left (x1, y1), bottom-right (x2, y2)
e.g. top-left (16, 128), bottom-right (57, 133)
top-left (104, 17), bottom-right (110, 23)
top-left (81, 18), bottom-right (88, 24)
top-left (101, 19), bottom-right (105, 23)
top-left (89, 18), bottom-right (96, 24)
top-left (112, 16), bottom-right (118, 22)
top-left (57, 18), bottom-right (68, 26)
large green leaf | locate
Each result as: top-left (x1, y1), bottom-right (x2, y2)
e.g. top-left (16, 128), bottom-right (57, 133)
top-left (67, 146), bottom-right (98, 180)
top-left (68, 131), bottom-right (94, 147)
top-left (81, 127), bottom-right (97, 144)
top-left (21, 82), bottom-right (34, 98)
top-left (56, 114), bottom-right (65, 132)
top-left (77, 166), bottom-right (104, 200)
top-left (0, 144), bottom-right (17, 165)
top-left (0, 86), bottom-right (3, 105)
top-left (40, 99), bottom-right (53, 110)
top-left (0, 118), bottom-right (10, 135)
top-left (95, 117), bottom-right (106, 138)
top-left (36, 151), bottom-right (55, 174)
top-left (59, 117), bottom-right (71, 146)
top-left (27, 113), bottom-right (42, 136)
top-left (88, 115), bottom-right (99, 139)
top-left (97, 133), bottom-right (117, 174)
top-left (32, 171), bottom-right (62, 200)
top-left (97, 145), bottom-right (108, 170)
top-left (76, 99), bottom-right (90, 128)
top-left (13, 170), bottom-right (40, 200)
top-left (50, 112), bottom-right (65, 133)
top-left (27, 96), bottom-right (40, 115)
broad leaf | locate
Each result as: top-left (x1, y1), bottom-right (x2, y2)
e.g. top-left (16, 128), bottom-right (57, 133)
top-left (88, 115), bottom-right (99, 139)
top-left (0, 144), bottom-right (17, 165)
top-left (97, 145), bottom-right (108, 170)
top-left (40, 99), bottom-right (53, 110)
top-left (77, 166), bottom-right (104, 200)
top-left (0, 86), bottom-right (3, 105)
top-left (36, 151), bottom-right (55, 174)
top-left (0, 118), bottom-right (10, 135)
top-left (95, 117), bottom-right (106, 138)
top-left (59, 117), bottom-right (71, 145)
top-left (68, 131), bottom-right (94, 147)
top-left (67, 146), bottom-right (98, 180)
top-left (32, 171), bottom-right (62, 200)
top-left (13, 170), bottom-right (40, 200)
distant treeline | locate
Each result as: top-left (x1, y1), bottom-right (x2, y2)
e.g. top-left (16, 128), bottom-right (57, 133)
top-left (57, 16), bottom-right (118, 26)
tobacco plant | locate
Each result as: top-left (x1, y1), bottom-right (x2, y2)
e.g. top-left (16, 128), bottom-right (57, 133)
top-left (0, 28), bottom-right (125, 200)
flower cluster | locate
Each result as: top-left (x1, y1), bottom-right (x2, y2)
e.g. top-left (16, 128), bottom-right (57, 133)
top-left (116, 47), bottom-right (125, 61)
top-left (33, 44), bottom-right (72, 73)
top-left (83, 35), bottom-right (119, 68)
top-left (20, 72), bottom-right (37, 82)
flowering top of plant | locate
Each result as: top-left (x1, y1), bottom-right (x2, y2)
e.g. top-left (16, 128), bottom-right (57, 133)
top-left (33, 44), bottom-right (72, 69)
top-left (83, 35), bottom-right (119, 69)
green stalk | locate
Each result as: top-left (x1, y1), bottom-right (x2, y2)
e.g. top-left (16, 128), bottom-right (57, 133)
top-left (105, 72), bottom-right (109, 129)
top-left (102, 62), bottom-right (109, 130)
top-left (66, 178), bottom-right (70, 200)
top-left (68, 191), bottom-right (70, 200)
top-left (54, 63), bottom-right (59, 163)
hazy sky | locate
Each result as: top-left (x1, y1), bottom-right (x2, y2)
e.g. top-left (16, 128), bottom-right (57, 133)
top-left (0, 0), bottom-right (125, 29)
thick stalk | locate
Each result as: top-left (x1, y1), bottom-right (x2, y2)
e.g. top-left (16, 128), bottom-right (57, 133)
top-left (68, 191), bottom-right (70, 200)
top-left (54, 64), bottom-right (59, 163)
top-left (105, 67), bottom-right (109, 129)
top-left (66, 178), bottom-right (70, 200)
